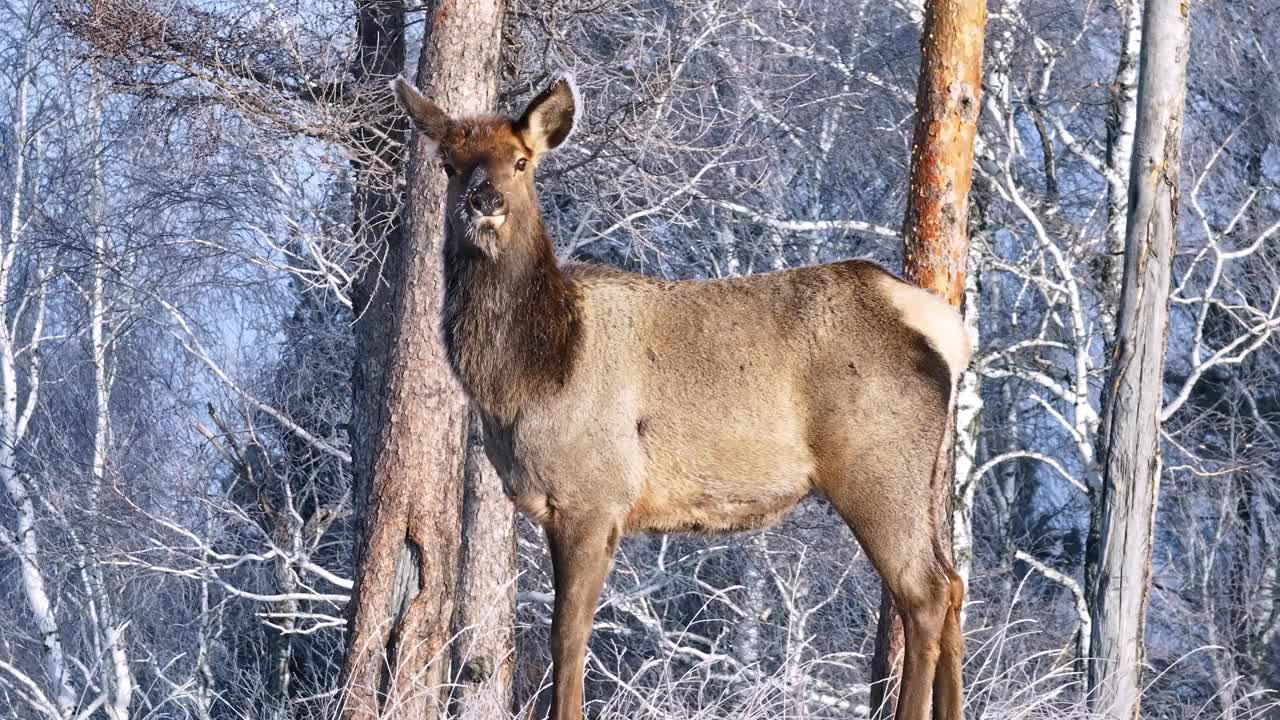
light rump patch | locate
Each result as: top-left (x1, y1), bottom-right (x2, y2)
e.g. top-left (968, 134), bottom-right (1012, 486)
top-left (877, 275), bottom-right (973, 383)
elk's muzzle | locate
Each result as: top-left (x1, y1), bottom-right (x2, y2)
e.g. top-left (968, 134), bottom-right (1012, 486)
top-left (465, 170), bottom-right (506, 221)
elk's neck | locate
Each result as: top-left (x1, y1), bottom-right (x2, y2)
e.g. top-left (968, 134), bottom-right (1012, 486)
top-left (443, 221), bottom-right (580, 421)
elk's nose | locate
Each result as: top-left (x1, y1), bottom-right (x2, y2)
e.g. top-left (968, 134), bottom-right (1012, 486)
top-left (466, 180), bottom-right (505, 217)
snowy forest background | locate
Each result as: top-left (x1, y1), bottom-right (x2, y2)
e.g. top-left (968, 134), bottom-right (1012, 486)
top-left (1, 0), bottom-right (1278, 718)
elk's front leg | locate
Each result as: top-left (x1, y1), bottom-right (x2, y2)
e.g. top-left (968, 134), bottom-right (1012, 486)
top-left (546, 516), bottom-right (617, 720)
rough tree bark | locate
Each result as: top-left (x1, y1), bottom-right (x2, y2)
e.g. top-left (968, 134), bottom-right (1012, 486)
top-left (898, 0), bottom-right (987, 308)
top-left (340, 1), bottom-right (410, 715)
top-left (870, 0), bottom-right (986, 717)
top-left (1083, 0), bottom-right (1144, 666)
top-left (340, 1), bottom-right (505, 718)
top-left (449, 422), bottom-right (517, 719)
top-left (1086, 2), bottom-right (1189, 719)
top-left (347, 0), bottom-right (406, 571)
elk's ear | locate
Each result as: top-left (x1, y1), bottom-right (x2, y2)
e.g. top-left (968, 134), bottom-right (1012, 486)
top-left (391, 76), bottom-right (450, 151)
top-left (514, 77), bottom-right (579, 156)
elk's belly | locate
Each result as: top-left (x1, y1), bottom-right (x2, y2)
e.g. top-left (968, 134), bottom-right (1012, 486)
top-left (480, 374), bottom-right (816, 534)
top-left (616, 387), bottom-right (816, 533)
top-left (622, 433), bottom-right (815, 535)
top-left (624, 482), bottom-right (810, 535)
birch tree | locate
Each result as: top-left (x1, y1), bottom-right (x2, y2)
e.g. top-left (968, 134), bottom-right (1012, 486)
top-left (1100, 0), bottom-right (1143, 349)
top-left (0, 14), bottom-right (77, 717)
top-left (78, 72), bottom-right (135, 720)
top-left (1, 19), bottom-right (138, 719)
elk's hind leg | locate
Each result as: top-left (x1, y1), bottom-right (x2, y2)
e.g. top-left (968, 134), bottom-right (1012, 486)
top-left (820, 462), bottom-right (956, 720)
top-left (932, 571), bottom-right (965, 720)
top-left (546, 514), bottom-right (619, 720)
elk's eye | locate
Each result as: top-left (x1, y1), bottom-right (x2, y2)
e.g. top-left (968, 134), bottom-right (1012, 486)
top-left (515, 158), bottom-right (528, 172)
top-left (441, 162), bottom-right (456, 177)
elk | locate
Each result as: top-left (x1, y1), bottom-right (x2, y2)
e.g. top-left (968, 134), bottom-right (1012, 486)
top-left (393, 75), bottom-right (970, 720)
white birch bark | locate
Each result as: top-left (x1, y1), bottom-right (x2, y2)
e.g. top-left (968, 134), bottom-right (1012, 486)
top-left (86, 75), bottom-right (135, 720)
top-left (0, 44), bottom-right (75, 720)
top-left (950, 241), bottom-right (983, 599)
top-left (1100, 0), bottom-right (1143, 348)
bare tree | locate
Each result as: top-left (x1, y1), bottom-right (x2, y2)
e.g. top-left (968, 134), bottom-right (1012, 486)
top-left (0, 11), bottom-right (76, 718)
top-left (1087, 1), bottom-right (1191, 718)
top-left (1100, 0), bottom-right (1143, 349)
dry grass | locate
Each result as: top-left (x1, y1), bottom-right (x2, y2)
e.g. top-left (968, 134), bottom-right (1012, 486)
top-left (284, 614), bottom-right (1277, 720)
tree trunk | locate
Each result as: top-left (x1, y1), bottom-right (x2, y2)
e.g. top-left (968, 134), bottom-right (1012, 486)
top-left (1083, 0), bottom-right (1144, 670)
top-left (340, 0), bottom-right (505, 718)
top-left (449, 421), bottom-right (517, 719)
top-left (347, 0), bottom-right (407, 573)
top-left (86, 75), bottom-right (135, 720)
top-left (1086, 2), bottom-right (1189, 718)
top-left (949, 259), bottom-right (983, 613)
top-left (869, 589), bottom-right (904, 720)
top-left (899, 0), bottom-right (987, 306)
top-left (448, 8), bottom-right (519, 714)
top-left (340, 0), bottom-right (409, 716)
top-left (735, 535), bottom-right (769, 672)
top-left (871, 0), bottom-right (987, 716)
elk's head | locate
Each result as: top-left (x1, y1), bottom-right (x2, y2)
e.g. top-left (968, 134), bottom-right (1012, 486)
top-left (392, 76), bottom-right (578, 257)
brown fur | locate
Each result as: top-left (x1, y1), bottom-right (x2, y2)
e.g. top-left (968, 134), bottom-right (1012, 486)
top-left (394, 76), bottom-right (971, 720)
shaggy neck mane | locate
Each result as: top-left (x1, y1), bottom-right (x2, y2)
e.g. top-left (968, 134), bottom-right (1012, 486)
top-left (442, 211), bottom-right (580, 421)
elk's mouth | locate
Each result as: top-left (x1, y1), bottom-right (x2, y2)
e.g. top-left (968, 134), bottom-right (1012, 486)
top-left (472, 212), bottom-right (507, 232)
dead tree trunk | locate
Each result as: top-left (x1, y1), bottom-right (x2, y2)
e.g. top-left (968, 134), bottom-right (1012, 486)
top-left (870, 0), bottom-right (986, 716)
top-left (1083, 0), bottom-right (1144, 665)
top-left (1086, 2), bottom-right (1189, 718)
top-left (340, 0), bottom-right (505, 718)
